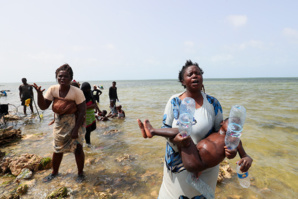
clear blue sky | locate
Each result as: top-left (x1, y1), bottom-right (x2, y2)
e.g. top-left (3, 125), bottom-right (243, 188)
top-left (1, 0), bottom-right (297, 83)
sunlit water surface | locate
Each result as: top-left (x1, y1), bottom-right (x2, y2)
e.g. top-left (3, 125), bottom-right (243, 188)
top-left (0, 78), bottom-right (297, 198)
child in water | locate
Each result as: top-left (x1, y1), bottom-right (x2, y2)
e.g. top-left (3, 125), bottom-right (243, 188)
top-left (117, 105), bottom-right (125, 119)
top-left (97, 110), bottom-right (109, 121)
top-left (107, 100), bottom-right (118, 118)
top-left (137, 118), bottom-right (253, 175)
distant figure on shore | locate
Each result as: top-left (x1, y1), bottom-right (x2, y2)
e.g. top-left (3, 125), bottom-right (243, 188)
top-left (0, 90), bottom-right (7, 96)
top-left (109, 81), bottom-right (119, 105)
top-left (92, 85), bottom-right (102, 103)
top-left (19, 78), bottom-right (34, 115)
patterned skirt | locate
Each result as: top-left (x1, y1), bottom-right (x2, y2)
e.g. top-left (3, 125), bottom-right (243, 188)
top-left (53, 113), bottom-right (85, 153)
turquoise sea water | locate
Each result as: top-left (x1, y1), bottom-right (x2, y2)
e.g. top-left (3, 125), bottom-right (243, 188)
top-left (0, 78), bottom-right (297, 198)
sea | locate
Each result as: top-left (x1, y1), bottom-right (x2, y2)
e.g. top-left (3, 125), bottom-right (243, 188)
top-left (0, 78), bottom-right (297, 198)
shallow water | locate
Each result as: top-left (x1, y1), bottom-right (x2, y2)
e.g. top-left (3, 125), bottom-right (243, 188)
top-left (0, 78), bottom-right (297, 198)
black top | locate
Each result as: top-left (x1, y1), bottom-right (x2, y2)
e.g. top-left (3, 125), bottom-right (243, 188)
top-left (19, 84), bottom-right (33, 100)
top-left (109, 87), bottom-right (118, 100)
top-left (92, 89), bottom-right (102, 102)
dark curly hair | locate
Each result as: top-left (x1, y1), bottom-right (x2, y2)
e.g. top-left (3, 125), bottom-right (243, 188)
top-left (178, 60), bottom-right (204, 88)
top-left (55, 64), bottom-right (73, 80)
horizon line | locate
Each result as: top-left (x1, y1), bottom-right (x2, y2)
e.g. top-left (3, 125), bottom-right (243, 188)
top-left (1, 76), bottom-right (297, 84)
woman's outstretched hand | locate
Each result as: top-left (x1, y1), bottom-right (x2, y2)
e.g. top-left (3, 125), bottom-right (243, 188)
top-left (33, 83), bottom-right (45, 93)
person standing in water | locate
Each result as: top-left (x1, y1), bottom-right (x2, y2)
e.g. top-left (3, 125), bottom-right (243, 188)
top-left (81, 82), bottom-right (100, 147)
top-left (149, 60), bottom-right (228, 198)
top-left (19, 78), bottom-right (34, 115)
top-left (92, 85), bottom-right (102, 103)
top-left (109, 81), bottom-right (119, 104)
top-left (33, 64), bottom-right (86, 183)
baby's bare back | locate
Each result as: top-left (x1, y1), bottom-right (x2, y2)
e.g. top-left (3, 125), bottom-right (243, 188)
top-left (196, 133), bottom-right (226, 168)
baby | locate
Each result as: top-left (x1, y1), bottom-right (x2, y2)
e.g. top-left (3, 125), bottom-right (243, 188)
top-left (137, 118), bottom-right (253, 174)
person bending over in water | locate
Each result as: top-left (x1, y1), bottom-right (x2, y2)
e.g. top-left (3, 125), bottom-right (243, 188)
top-left (137, 118), bottom-right (253, 175)
top-left (96, 110), bottom-right (109, 121)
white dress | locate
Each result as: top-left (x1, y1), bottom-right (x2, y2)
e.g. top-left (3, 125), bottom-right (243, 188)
top-left (158, 91), bottom-right (223, 199)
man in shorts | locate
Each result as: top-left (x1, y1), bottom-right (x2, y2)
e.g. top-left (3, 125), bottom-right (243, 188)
top-left (19, 78), bottom-right (34, 115)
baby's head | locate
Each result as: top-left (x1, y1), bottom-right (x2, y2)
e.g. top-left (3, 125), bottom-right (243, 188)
top-left (102, 110), bottom-right (107, 116)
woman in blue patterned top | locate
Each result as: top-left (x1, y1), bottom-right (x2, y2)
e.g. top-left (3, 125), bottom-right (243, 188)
top-left (152, 60), bottom-right (232, 199)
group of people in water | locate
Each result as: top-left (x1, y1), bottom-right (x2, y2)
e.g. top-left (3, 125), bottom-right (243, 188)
top-left (17, 61), bottom-right (252, 199)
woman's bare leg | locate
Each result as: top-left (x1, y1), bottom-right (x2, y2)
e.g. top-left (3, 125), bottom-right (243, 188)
top-left (75, 143), bottom-right (85, 175)
top-left (52, 152), bottom-right (63, 175)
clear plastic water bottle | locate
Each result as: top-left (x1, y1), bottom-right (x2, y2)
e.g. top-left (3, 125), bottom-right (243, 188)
top-left (225, 105), bottom-right (246, 149)
top-left (225, 131), bottom-right (241, 149)
top-left (179, 97), bottom-right (196, 117)
top-left (178, 97), bottom-right (196, 137)
top-left (228, 105), bottom-right (246, 133)
top-left (186, 172), bottom-right (215, 199)
top-left (236, 163), bottom-right (250, 188)
top-left (179, 113), bottom-right (192, 137)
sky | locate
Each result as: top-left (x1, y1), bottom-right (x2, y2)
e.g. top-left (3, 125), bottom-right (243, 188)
top-left (0, 0), bottom-right (297, 83)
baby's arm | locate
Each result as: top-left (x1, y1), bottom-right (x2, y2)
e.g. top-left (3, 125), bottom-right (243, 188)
top-left (237, 140), bottom-right (253, 172)
top-left (137, 119), bottom-right (179, 138)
